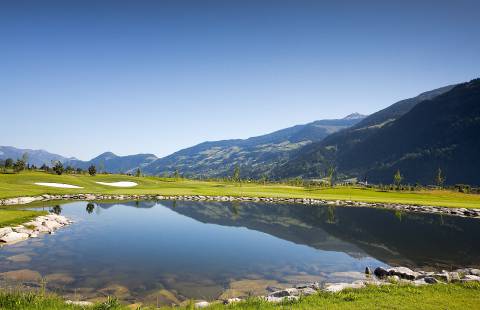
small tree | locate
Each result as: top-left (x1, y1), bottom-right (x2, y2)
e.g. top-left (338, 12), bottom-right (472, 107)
top-left (233, 165), bottom-right (240, 182)
top-left (88, 165), bottom-right (97, 176)
top-left (5, 158), bottom-right (13, 169)
top-left (13, 159), bottom-right (26, 172)
top-left (393, 169), bottom-right (403, 189)
top-left (327, 166), bottom-right (335, 187)
top-left (53, 161), bottom-right (64, 175)
top-left (86, 202), bottom-right (95, 214)
top-left (135, 168), bottom-right (141, 177)
top-left (435, 168), bottom-right (445, 188)
top-left (173, 169), bottom-right (180, 179)
top-left (260, 174), bottom-right (268, 185)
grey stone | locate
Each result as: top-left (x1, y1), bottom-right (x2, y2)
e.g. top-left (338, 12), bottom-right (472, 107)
top-left (323, 281), bottom-right (365, 293)
top-left (0, 232), bottom-right (29, 243)
top-left (224, 298), bottom-right (242, 304)
top-left (462, 275), bottom-right (480, 282)
top-left (469, 269), bottom-right (480, 276)
top-left (194, 301), bottom-right (210, 308)
top-left (449, 272), bottom-right (461, 282)
top-left (374, 267), bottom-right (389, 278)
top-left (65, 300), bottom-right (94, 306)
top-left (388, 267), bottom-right (419, 280)
top-left (0, 227), bottom-right (13, 238)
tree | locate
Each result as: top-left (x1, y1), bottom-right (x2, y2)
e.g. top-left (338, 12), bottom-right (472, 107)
top-left (88, 165), bottom-right (97, 176)
top-left (53, 161), bottom-right (64, 175)
top-left (393, 169), bottom-right (403, 189)
top-left (327, 166), bottom-right (335, 187)
top-left (135, 168), bottom-right (141, 177)
top-left (13, 159), bottom-right (26, 172)
top-left (173, 169), bottom-right (180, 179)
top-left (86, 202), bottom-right (95, 214)
top-left (435, 168), bottom-right (445, 188)
top-left (65, 165), bottom-right (74, 174)
top-left (4, 158), bottom-right (13, 169)
top-left (233, 165), bottom-right (240, 182)
top-left (260, 174), bottom-right (268, 185)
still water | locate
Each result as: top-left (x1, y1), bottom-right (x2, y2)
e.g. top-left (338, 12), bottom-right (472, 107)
top-left (0, 200), bottom-right (479, 305)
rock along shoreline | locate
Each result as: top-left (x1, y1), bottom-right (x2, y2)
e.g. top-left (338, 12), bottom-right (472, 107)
top-left (1, 193), bottom-right (480, 219)
top-left (0, 213), bottom-right (73, 246)
top-left (193, 266), bottom-right (480, 308)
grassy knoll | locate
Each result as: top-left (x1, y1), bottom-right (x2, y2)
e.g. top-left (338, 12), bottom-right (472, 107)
top-left (1, 283), bottom-right (479, 310)
top-left (0, 209), bottom-right (47, 228)
top-left (0, 171), bottom-right (480, 209)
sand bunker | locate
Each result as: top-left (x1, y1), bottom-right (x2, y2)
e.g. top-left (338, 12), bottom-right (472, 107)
top-left (95, 181), bottom-right (138, 187)
top-left (35, 182), bottom-right (83, 189)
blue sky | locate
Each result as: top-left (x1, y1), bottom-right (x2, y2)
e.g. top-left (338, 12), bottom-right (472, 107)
top-left (1, 0), bottom-right (479, 160)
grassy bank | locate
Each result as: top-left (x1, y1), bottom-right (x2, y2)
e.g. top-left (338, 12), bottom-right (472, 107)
top-left (1, 171), bottom-right (480, 208)
top-left (1, 171), bottom-right (479, 209)
top-left (1, 283), bottom-right (479, 310)
top-left (0, 209), bottom-right (47, 228)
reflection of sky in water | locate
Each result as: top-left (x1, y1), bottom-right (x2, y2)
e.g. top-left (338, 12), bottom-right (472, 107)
top-left (1, 200), bottom-right (479, 302)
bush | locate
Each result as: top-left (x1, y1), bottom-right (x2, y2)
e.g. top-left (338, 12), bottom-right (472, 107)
top-left (88, 165), bottom-right (97, 176)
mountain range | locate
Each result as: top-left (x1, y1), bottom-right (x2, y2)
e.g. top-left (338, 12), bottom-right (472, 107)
top-left (0, 146), bottom-right (75, 167)
top-left (2, 78), bottom-right (479, 185)
top-left (277, 79), bottom-right (480, 185)
top-left (140, 113), bottom-right (366, 178)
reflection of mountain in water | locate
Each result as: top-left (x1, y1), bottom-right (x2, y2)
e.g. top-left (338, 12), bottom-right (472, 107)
top-left (97, 201), bottom-right (156, 209)
top-left (157, 201), bottom-right (480, 269)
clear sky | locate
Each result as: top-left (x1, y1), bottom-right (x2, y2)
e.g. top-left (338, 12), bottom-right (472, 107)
top-left (1, 0), bottom-right (479, 160)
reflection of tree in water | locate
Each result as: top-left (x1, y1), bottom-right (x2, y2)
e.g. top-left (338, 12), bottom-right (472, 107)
top-left (394, 210), bottom-right (404, 221)
top-left (172, 200), bottom-right (177, 208)
top-left (51, 205), bottom-right (62, 215)
top-left (135, 200), bottom-right (140, 208)
top-left (327, 206), bottom-right (336, 224)
top-left (86, 202), bottom-right (95, 214)
top-left (231, 201), bottom-right (240, 219)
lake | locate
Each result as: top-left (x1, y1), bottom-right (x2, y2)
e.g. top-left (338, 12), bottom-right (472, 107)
top-left (0, 200), bottom-right (479, 305)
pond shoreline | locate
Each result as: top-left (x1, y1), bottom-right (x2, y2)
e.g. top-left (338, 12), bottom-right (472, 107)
top-left (1, 193), bottom-right (480, 219)
top-left (0, 213), bottom-right (72, 246)
top-left (61, 265), bottom-right (480, 307)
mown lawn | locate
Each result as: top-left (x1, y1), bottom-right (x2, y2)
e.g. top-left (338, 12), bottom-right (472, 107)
top-left (1, 283), bottom-right (479, 310)
top-left (0, 209), bottom-right (47, 228)
top-left (0, 171), bottom-right (479, 209)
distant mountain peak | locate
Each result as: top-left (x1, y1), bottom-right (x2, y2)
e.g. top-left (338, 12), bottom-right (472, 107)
top-left (343, 113), bottom-right (367, 120)
top-left (94, 151), bottom-right (118, 160)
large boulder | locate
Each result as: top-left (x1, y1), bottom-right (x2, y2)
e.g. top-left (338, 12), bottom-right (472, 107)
top-left (462, 275), bottom-right (480, 282)
top-left (0, 232), bottom-right (29, 243)
top-left (374, 267), bottom-right (389, 278)
top-left (0, 227), bottom-right (13, 238)
top-left (323, 281), bottom-right (365, 293)
top-left (388, 267), bottom-right (419, 280)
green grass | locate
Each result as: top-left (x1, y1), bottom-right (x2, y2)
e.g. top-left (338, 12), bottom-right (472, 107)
top-left (0, 291), bottom-right (123, 310)
top-left (0, 171), bottom-right (479, 209)
top-left (198, 283), bottom-right (480, 310)
top-left (1, 283), bottom-right (479, 309)
top-left (0, 209), bottom-right (47, 228)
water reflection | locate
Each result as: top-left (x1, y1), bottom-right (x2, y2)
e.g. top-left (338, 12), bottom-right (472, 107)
top-left (0, 200), bottom-right (478, 305)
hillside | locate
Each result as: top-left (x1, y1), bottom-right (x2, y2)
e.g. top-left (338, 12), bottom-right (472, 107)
top-left (278, 79), bottom-right (480, 185)
top-left (142, 114), bottom-right (365, 178)
top-left (0, 146), bottom-right (73, 167)
top-left (65, 152), bottom-right (158, 174)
